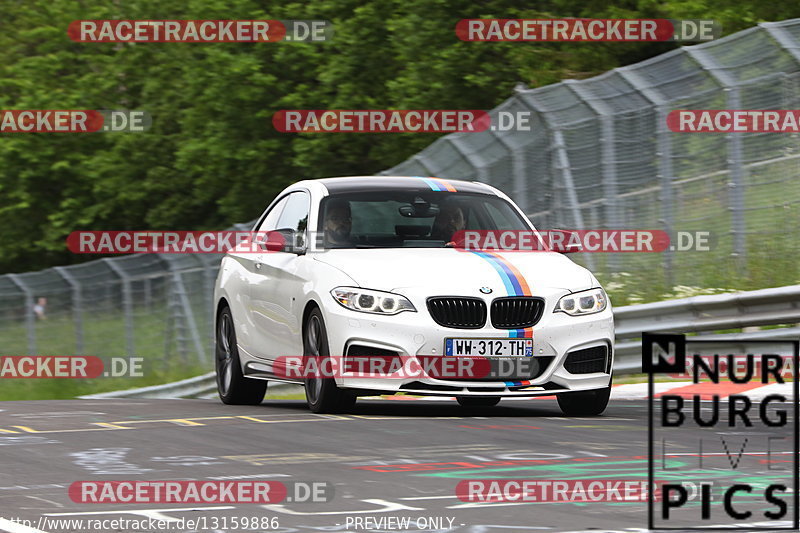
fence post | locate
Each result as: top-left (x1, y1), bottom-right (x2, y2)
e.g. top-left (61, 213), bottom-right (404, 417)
top-left (760, 22), bottom-right (800, 64)
top-left (163, 263), bottom-right (209, 366)
top-left (514, 90), bottom-right (595, 270)
top-left (103, 258), bottom-right (135, 357)
top-left (507, 92), bottom-right (553, 222)
top-left (727, 87), bottom-right (747, 275)
top-left (487, 127), bottom-right (525, 207)
top-left (655, 106), bottom-right (676, 288)
top-left (202, 258), bottom-right (217, 353)
top-left (163, 273), bottom-right (178, 365)
top-left (563, 81), bottom-right (619, 223)
top-left (410, 154), bottom-right (436, 176)
top-left (616, 66), bottom-right (676, 287)
top-left (449, 135), bottom-right (488, 182)
top-left (7, 274), bottom-right (36, 354)
top-left (550, 130), bottom-right (585, 229)
top-left (564, 80), bottom-right (619, 272)
top-left (513, 92), bottom-right (559, 225)
top-left (54, 267), bottom-right (84, 354)
top-left (551, 129), bottom-right (595, 271)
top-left (685, 47), bottom-right (747, 275)
top-left (143, 278), bottom-right (152, 313)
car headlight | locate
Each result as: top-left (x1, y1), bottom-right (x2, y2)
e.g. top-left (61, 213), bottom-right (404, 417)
top-left (554, 288), bottom-right (608, 316)
top-left (331, 287), bottom-right (416, 315)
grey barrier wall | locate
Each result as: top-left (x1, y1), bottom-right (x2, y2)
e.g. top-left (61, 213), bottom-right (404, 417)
top-left (2, 21), bottom-right (800, 372)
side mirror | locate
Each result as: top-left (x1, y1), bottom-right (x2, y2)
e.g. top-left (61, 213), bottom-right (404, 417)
top-left (548, 229), bottom-right (583, 254)
top-left (254, 229), bottom-right (306, 254)
top-left (276, 228), bottom-right (307, 255)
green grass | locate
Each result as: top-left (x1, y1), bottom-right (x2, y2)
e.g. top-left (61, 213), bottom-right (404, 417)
top-left (580, 154), bottom-right (800, 306)
top-left (612, 373), bottom-right (651, 385)
top-left (0, 308), bottom-right (210, 401)
top-left (265, 384), bottom-right (305, 400)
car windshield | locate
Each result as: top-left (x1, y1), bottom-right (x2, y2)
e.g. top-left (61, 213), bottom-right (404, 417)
top-left (318, 190), bottom-right (531, 249)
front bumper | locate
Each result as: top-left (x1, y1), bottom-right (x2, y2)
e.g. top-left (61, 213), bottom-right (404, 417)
top-left (320, 292), bottom-right (614, 397)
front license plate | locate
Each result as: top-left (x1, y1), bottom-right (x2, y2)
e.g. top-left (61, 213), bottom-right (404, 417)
top-left (445, 338), bottom-right (533, 357)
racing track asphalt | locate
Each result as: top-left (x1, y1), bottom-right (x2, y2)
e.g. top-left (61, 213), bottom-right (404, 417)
top-left (0, 395), bottom-right (793, 533)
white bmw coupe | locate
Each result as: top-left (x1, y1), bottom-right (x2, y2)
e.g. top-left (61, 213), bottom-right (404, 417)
top-left (214, 176), bottom-right (614, 414)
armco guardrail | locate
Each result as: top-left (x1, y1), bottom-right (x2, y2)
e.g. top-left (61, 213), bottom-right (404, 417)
top-left (80, 372), bottom-right (295, 400)
top-left (613, 284), bottom-right (800, 372)
top-left (79, 372), bottom-right (218, 399)
top-left (84, 284), bottom-right (800, 398)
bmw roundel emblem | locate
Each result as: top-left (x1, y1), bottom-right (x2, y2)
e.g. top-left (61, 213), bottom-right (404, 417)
top-left (479, 287), bottom-right (492, 294)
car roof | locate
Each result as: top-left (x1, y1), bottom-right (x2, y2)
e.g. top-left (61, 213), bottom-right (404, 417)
top-left (312, 176), bottom-right (496, 195)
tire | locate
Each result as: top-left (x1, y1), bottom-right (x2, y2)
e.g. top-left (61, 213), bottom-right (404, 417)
top-left (557, 385), bottom-right (611, 416)
top-left (456, 396), bottom-right (501, 407)
top-left (303, 308), bottom-right (356, 414)
top-left (216, 306), bottom-right (267, 405)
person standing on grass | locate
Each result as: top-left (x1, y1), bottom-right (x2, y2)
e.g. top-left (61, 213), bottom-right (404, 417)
top-left (33, 297), bottom-right (47, 320)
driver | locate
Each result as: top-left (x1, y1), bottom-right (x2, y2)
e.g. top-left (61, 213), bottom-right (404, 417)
top-left (431, 204), bottom-right (465, 242)
top-left (323, 199), bottom-right (353, 247)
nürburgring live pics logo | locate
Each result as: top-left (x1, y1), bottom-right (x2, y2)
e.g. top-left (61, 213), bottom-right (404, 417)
top-left (644, 332), bottom-right (799, 530)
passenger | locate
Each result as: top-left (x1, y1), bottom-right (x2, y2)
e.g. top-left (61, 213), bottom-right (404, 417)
top-left (431, 204), bottom-right (466, 242)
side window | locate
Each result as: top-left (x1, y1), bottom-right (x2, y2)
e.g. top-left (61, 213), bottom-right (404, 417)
top-left (276, 191), bottom-right (310, 233)
top-left (255, 196), bottom-right (289, 232)
top-left (484, 202), bottom-right (521, 230)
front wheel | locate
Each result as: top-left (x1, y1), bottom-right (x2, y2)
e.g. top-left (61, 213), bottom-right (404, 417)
top-left (456, 396), bottom-right (501, 407)
top-left (216, 306), bottom-right (267, 405)
top-left (557, 385), bottom-right (611, 416)
top-left (303, 308), bottom-right (356, 414)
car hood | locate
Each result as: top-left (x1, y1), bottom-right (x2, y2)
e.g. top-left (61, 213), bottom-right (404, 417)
top-left (313, 248), bottom-right (595, 295)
